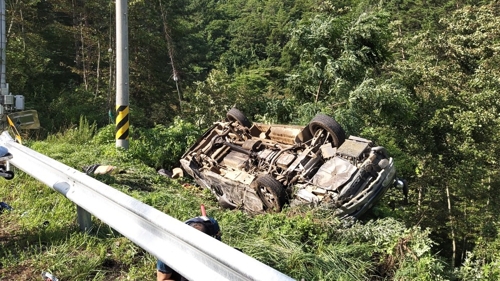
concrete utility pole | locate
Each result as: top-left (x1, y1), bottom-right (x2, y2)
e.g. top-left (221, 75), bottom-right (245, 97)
top-left (115, 0), bottom-right (130, 149)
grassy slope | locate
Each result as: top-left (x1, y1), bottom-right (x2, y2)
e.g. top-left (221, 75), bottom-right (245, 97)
top-left (0, 126), bottom-right (445, 281)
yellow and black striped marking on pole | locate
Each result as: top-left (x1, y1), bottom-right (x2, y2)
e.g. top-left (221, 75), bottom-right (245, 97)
top-left (116, 105), bottom-right (129, 140)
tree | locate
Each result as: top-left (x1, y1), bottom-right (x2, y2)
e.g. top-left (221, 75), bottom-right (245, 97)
top-left (284, 3), bottom-right (392, 130)
top-left (386, 3), bottom-right (500, 268)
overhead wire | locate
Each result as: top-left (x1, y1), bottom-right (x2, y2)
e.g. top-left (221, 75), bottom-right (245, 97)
top-left (158, 0), bottom-right (182, 115)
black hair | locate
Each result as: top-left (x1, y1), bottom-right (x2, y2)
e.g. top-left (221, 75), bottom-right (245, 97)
top-left (186, 221), bottom-right (209, 234)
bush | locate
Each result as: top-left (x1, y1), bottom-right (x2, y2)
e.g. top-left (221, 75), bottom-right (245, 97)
top-left (125, 117), bottom-right (202, 169)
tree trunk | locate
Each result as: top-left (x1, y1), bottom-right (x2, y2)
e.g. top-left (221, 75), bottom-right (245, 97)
top-left (95, 40), bottom-right (100, 98)
top-left (7, 0), bottom-right (25, 50)
top-left (80, 23), bottom-right (88, 91)
top-left (315, 80), bottom-right (322, 103)
top-left (72, 0), bottom-right (80, 70)
top-left (446, 185), bottom-right (456, 268)
top-left (398, 25), bottom-right (405, 60)
top-left (417, 185), bottom-right (422, 212)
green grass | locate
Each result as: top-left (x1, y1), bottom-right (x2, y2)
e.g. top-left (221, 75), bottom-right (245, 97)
top-left (0, 123), bottom-right (447, 280)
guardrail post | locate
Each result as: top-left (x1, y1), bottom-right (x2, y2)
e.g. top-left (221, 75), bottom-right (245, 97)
top-left (77, 205), bottom-right (92, 232)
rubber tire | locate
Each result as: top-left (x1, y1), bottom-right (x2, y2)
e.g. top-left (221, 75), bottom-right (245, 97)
top-left (308, 113), bottom-right (346, 147)
top-left (4, 171), bottom-right (14, 180)
top-left (226, 108), bottom-right (252, 128)
top-left (255, 174), bottom-right (286, 212)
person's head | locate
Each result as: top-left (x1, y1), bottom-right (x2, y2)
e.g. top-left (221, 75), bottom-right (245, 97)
top-left (184, 216), bottom-right (221, 241)
top-left (186, 221), bottom-right (209, 234)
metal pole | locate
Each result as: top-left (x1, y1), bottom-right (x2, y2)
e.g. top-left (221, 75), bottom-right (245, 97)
top-left (0, 0), bottom-right (8, 130)
top-left (115, 0), bottom-right (129, 149)
top-left (0, 0), bottom-right (5, 90)
top-left (76, 205), bottom-right (92, 232)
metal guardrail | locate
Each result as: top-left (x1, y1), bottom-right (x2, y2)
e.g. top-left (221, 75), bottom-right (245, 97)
top-left (0, 131), bottom-right (295, 281)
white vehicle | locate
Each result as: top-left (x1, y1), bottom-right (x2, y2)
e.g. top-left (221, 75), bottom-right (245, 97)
top-left (180, 108), bottom-right (405, 218)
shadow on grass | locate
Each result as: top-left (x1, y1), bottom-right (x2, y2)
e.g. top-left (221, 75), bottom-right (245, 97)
top-left (93, 173), bottom-right (155, 192)
top-left (0, 219), bottom-right (138, 280)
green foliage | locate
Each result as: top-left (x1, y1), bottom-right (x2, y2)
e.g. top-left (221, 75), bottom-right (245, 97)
top-left (384, 3), bottom-right (500, 270)
top-left (185, 67), bottom-right (288, 127)
top-left (183, 69), bottom-right (237, 127)
top-left (46, 116), bottom-right (97, 145)
top-left (455, 229), bottom-right (500, 281)
top-left (92, 124), bottom-right (116, 145)
top-left (339, 219), bottom-right (449, 280)
top-left (456, 252), bottom-right (500, 281)
top-left (123, 117), bottom-right (202, 169)
top-left (284, 5), bottom-right (391, 106)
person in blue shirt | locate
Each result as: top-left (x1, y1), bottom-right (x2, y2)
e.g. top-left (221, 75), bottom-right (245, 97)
top-left (156, 216), bottom-right (221, 281)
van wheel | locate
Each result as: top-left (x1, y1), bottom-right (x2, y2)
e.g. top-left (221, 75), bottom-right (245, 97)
top-left (308, 113), bottom-right (346, 147)
top-left (226, 108), bottom-right (252, 128)
top-left (254, 174), bottom-right (286, 212)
